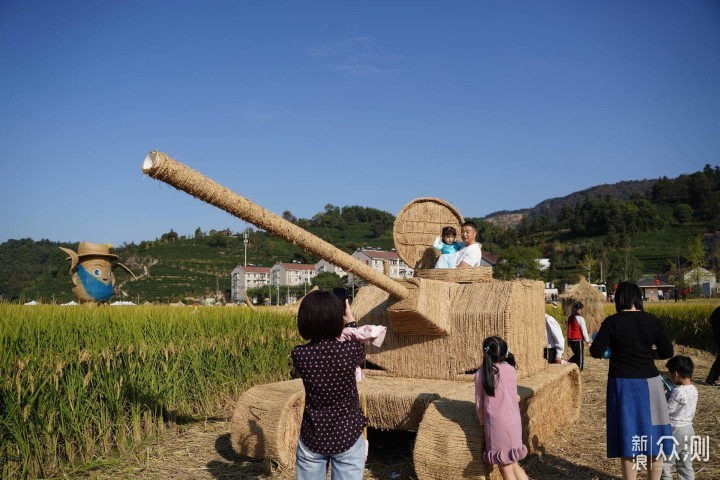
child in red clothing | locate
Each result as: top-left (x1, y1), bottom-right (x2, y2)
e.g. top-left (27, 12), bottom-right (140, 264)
top-left (475, 336), bottom-right (528, 480)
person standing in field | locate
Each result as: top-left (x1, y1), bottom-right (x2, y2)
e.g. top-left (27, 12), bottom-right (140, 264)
top-left (456, 221), bottom-right (483, 268)
top-left (661, 356), bottom-right (697, 480)
top-left (475, 336), bottom-right (528, 480)
top-left (590, 282), bottom-right (674, 480)
top-left (704, 306), bottom-right (720, 387)
top-left (566, 301), bottom-right (591, 371)
top-left (291, 291), bottom-right (366, 479)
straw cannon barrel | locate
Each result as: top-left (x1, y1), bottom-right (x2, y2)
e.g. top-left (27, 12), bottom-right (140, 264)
top-left (142, 150), bottom-right (408, 300)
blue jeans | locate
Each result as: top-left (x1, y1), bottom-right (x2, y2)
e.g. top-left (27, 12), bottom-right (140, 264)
top-left (296, 434), bottom-right (365, 480)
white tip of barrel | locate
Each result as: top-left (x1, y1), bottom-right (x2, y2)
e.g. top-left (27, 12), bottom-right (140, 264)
top-left (142, 152), bottom-right (157, 172)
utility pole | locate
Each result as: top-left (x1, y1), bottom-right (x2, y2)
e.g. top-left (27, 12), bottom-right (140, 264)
top-left (243, 229), bottom-right (249, 267)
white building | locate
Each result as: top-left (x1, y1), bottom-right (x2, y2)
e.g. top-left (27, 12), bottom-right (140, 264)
top-left (270, 262), bottom-right (317, 287)
top-left (538, 258), bottom-right (551, 271)
top-left (315, 259), bottom-right (346, 277)
top-left (231, 265), bottom-right (271, 302)
top-left (346, 249), bottom-right (414, 285)
top-left (684, 267), bottom-right (717, 297)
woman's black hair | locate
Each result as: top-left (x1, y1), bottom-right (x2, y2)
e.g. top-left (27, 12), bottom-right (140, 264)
top-left (614, 281), bottom-right (644, 312)
top-left (481, 336), bottom-right (517, 396)
top-left (296, 290), bottom-right (345, 341)
top-left (441, 226), bottom-right (457, 237)
top-left (571, 301), bottom-right (584, 316)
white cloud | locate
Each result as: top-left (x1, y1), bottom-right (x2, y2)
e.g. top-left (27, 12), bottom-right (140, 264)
top-left (307, 36), bottom-right (401, 76)
top-left (333, 64), bottom-right (399, 75)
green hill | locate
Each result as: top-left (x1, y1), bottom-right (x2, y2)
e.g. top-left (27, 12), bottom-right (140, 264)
top-left (0, 205), bottom-right (395, 303)
top-left (1, 166), bottom-right (718, 302)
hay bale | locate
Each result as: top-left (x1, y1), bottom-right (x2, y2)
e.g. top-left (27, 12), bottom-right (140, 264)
top-left (412, 383), bottom-right (490, 480)
top-left (517, 363), bottom-right (581, 453)
top-left (354, 279), bottom-right (548, 380)
top-left (415, 267), bottom-right (493, 283)
top-left (413, 364), bottom-right (581, 480)
top-left (230, 379), bottom-right (304, 468)
top-left (393, 197), bottom-right (463, 269)
top-left (361, 373), bottom-right (471, 431)
top-left (558, 277), bottom-right (606, 333)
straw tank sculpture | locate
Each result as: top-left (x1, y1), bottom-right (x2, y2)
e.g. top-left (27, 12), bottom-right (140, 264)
top-left (59, 242), bottom-right (136, 303)
top-left (142, 150), bottom-right (581, 480)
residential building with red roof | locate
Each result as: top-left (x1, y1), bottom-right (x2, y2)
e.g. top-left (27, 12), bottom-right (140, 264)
top-left (231, 265), bottom-right (271, 302)
top-left (270, 262), bottom-right (317, 287)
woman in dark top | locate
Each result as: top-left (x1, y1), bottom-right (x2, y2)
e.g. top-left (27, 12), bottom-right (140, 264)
top-left (291, 290), bottom-right (366, 480)
top-left (590, 282), bottom-right (674, 480)
top-left (705, 306), bottom-right (720, 386)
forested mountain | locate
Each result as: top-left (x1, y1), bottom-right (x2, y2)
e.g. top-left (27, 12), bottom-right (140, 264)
top-left (1, 166), bottom-right (718, 302)
top-left (484, 179), bottom-right (657, 228)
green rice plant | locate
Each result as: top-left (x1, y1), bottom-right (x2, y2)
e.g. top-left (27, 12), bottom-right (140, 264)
top-left (645, 303), bottom-right (717, 352)
top-left (0, 304), bottom-right (300, 479)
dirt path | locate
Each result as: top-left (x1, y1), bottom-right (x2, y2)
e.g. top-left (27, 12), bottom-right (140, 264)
top-left (85, 345), bottom-right (719, 479)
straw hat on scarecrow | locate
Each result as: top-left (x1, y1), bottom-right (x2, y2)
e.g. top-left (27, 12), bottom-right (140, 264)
top-left (558, 276), bottom-right (606, 333)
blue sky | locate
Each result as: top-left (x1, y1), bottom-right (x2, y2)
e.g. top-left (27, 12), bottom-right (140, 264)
top-left (1, 1), bottom-right (719, 247)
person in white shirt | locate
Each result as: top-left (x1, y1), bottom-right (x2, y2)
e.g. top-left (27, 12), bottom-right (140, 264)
top-left (544, 312), bottom-right (565, 364)
top-left (456, 221), bottom-right (483, 268)
top-left (661, 356), bottom-right (698, 480)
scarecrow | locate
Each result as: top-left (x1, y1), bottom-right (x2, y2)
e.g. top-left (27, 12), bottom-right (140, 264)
top-left (59, 242), bottom-right (136, 303)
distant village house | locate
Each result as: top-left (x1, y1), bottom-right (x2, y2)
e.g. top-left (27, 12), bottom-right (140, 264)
top-left (684, 267), bottom-right (717, 297)
top-left (346, 249), bottom-right (413, 285)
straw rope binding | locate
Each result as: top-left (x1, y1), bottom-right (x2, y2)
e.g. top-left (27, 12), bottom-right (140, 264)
top-left (415, 267), bottom-right (493, 282)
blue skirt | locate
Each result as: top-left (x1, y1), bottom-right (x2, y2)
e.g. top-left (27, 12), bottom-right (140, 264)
top-left (606, 376), bottom-right (673, 458)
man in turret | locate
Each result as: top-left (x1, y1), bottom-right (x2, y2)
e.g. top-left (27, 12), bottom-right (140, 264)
top-left (456, 221), bottom-right (483, 268)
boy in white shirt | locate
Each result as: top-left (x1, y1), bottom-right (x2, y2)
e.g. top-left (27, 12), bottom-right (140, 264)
top-left (661, 355), bottom-right (698, 480)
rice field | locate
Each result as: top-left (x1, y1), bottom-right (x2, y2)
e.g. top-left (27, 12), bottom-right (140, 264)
top-left (546, 300), bottom-right (718, 353)
top-left (0, 304), bottom-right (299, 479)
